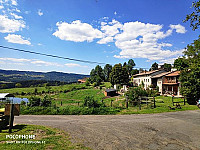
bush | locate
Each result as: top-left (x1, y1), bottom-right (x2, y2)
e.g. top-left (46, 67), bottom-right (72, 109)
top-left (40, 95), bottom-right (52, 107)
top-left (20, 105), bottom-right (120, 115)
top-left (28, 97), bottom-right (41, 107)
top-left (83, 96), bottom-right (101, 108)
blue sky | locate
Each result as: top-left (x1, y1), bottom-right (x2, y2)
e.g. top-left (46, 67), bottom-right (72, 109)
top-left (0, 0), bottom-right (199, 75)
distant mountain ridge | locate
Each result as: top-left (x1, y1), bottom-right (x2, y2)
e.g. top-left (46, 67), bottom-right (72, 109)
top-left (0, 69), bottom-right (89, 83)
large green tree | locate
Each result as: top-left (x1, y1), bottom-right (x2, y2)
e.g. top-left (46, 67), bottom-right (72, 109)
top-left (127, 59), bottom-right (136, 75)
top-left (109, 63), bottom-right (129, 85)
top-left (103, 64), bottom-right (112, 82)
top-left (184, 0), bottom-right (200, 30)
top-left (150, 62), bottom-right (158, 71)
top-left (90, 65), bottom-right (104, 85)
top-left (180, 37), bottom-right (200, 104)
top-left (163, 63), bottom-right (172, 71)
top-left (174, 57), bottom-right (189, 71)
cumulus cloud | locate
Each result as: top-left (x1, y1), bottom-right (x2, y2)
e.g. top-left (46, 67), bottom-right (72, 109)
top-left (53, 18), bottom-right (186, 62)
top-left (11, 0), bottom-right (17, 6)
top-left (170, 24), bottom-right (187, 33)
top-left (0, 15), bottom-right (25, 33)
top-left (0, 57), bottom-right (63, 67)
top-left (10, 12), bottom-right (23, 19)
top-left (0, 57), bottom-right (31, 62)
top-left (31, 60), bottom-right (62, 67)
top-left (37, 9), bottom-right (43, 16)
top-left (53, 20), bottom-right (103, 42)
top-left (112, 21), bottom-right (186, 62)
top-left (4, 34), bottom-right (31, 45)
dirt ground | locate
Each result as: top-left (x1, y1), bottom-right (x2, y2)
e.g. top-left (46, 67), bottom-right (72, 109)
top-left (15, 110), bottom-right (200, 150)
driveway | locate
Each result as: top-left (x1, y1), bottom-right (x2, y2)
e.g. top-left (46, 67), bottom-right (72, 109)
top-left (15, 110), bottom-right (200, 150)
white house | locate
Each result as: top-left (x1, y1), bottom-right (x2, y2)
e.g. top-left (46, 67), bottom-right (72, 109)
top-left (132, 70), bottom-right (167, 90)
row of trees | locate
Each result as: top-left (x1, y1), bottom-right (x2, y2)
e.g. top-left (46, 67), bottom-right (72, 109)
top-left (89, 59), bottom-right (138, 86)
top-left (172, 0), bottom-right (200, 104)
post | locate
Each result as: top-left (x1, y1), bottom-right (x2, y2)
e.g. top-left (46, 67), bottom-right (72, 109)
top-left (61, 101), bottom-right (62, 106)
top-left (9, 104), bottom-right (14, 133)
top-left (184, 97), bottom-right (186, 105)
top-left (139, 96), bottom-right (141, 110)
top-left (111, 100), bottom-right (113, 107)
top-left (172, 96), bottom-right (174, 106)
top-left (125, 96), bottom-right (128, 109)
top-left (153, 97), bottom-right (156, 108)
top-left (78, 102), bottom-right (80, 106)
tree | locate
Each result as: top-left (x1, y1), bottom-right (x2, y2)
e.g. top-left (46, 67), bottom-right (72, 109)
top-left (109, 63), bottom-right (124, 85)
top-left (184, 0), bottom-right (200, 30)
top-left (127, 59), bottom-right (136, 75)
top-left (180, 37), bottom-right (200, 104)
top-left (122, 64), bottom-right (129, 85)
top-left (103, 64), bottom-right (112, 82)
top-left (90, 65), bottom-right (104, 85)
top-left (163, 63), bottom-right (172, 71)
top-left (131, 69), bottom-right (139, 75)
top-left (40, 95), bottom-right (52, 107)
top-left (174, 57), bottom-right (189, 71)
top-left (150, 62), bottom-right (158, 71)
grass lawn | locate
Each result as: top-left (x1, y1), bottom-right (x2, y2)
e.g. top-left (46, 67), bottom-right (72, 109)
top-left (0, 83), bottom-right (199, 115)
top-left (118, 96), bottom-right (198, 114)
top-left (0, 124), bottom-right (89, 150)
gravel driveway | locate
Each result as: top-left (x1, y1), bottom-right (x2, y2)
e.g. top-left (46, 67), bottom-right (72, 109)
top-left (15, 110), bottom-right (200, 150)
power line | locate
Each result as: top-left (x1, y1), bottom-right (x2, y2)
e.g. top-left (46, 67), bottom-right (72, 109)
top-left (0, 45), bottom-right (106, 65)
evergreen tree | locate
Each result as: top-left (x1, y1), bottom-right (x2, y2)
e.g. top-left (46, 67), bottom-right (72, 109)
top-left (103, 64), bottom-right (112, 82)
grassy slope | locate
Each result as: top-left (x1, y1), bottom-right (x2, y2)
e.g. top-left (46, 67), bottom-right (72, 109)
top-left (0, 83), bottom-right (198, 114)
top-left (0, 124), bottom-right (89, 150)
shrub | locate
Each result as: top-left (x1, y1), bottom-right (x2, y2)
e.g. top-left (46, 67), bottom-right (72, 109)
top-left (83, 96), bottom-right (101, 108)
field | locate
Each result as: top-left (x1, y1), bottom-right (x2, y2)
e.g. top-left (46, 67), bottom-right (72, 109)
top-left (0, 82), bottom-right (198, 115)
top-left (0, 124), bottom-right (89, 150)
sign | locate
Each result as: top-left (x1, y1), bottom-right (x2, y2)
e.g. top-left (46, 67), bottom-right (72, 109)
top-left (4, 104), bottom-right (20, 116)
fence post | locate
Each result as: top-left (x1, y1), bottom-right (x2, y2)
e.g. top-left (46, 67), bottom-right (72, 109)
top-left (125, 96), bottom-right (128, 109)
top-left (184, 97), bottom-right (186, 105)
top-left (153, 97), bottom-right (156, 108)
top-left (61, 101), bottom-right (62, 106)
top-left (138, 96), bottom-right (141, 110)
top-left (172, 96), bottom-right (174, 106)
top-left (9, 104), bottom-right (14, 133)
top-left (111, 100), bottom-right (113, 107)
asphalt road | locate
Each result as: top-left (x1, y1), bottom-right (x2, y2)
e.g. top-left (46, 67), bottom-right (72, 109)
top-left (15, 110), bottom-right (200, 150)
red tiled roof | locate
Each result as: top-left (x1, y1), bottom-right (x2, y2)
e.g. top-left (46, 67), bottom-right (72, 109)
top-left (165, 71), bottom-right (180, 77)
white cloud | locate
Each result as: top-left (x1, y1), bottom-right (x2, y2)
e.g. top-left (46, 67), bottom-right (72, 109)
top-left (65, 63), bottom-right (88, 68)
top-left (0, 5), bottom-right (4, 9)
top-left (53, 18), bottom-right (186, 62)
top-left (97, 36), bottom-right (113, 44)
top-left (37, 9), bottom-right (43, 16)
top-left (11, 0), bottom-right (17, 6)
top-left (0, 57), bottom-right (31, 62)
top-left (112, 21), bottom-right (185, 62)
top-left (114, 11), bottom-right (117, 15)
top-left (37, 43), bottom-right (42, 46)
top-left (170, 24), bottom-right (186, 33)
top-left (53, 20), bottom-right (103, 42)
top-left (10, 12), bottom-right (23, 19)
top-left (4, 34), bottom-right (31, 45)
top-left (0, 15), bottom-right (25, 33)
top-left (24, 11), bottom-right (30, 14)
top-left (31, 60), bottom-right (62, 67)
top-left (0, 57), bottom-right (63, 67)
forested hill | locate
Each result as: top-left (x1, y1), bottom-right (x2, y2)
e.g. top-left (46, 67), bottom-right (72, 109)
top-left (0, 69), bottom-right (89, 83)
